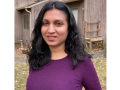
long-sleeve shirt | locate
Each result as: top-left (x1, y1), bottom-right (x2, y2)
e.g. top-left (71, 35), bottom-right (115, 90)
top-left (26, 55), bottom-right (102, 90)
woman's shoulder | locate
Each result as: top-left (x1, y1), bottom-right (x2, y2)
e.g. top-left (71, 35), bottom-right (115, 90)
top-left (77, 57), bottom-right (93, 68)
top-left (78, 57), bottom-right (92, 63)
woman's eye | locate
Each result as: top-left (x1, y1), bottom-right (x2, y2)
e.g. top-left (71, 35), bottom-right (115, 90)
top-left (55, 22), bottom-right (62, 26)
top-left (42, 22), bottom-right (49, 26)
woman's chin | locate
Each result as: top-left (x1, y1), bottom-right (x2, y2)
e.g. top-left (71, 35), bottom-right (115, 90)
top-left (47, 43), bottom-right (58, 47)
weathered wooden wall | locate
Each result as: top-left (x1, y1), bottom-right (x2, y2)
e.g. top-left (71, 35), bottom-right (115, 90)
top-left (15, 0), bottom-right (35, 43)
top-left (84, 0), bottom-right (106, 43)
top-left (15, 0), bottom-right (106, 44)
top-left (66, 0), bottom-right (84, 38)
top-left (15, 10), bottom-right (23, 43)
top-left (21, 9), bottom-right (31, 43)
top-left (15, 0), bottom-right (35, 8)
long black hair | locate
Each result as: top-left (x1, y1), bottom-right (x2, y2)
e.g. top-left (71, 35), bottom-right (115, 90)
top-left (27, 1), bottom-right (92, 70)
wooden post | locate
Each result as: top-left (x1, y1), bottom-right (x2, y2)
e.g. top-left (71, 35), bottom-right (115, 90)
top-left (102, 40), bottom-right (104, 49)
top-left (90, 41), bottom-right (92, 50)
top-left (20, 40), bottom-right (24, 50)
top-left (85, 20), bottom-right (87, 38)
top-left (98, 19), bottom-right (100, 36)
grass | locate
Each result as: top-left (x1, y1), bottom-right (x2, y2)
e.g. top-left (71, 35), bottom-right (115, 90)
top-left (15, 57), bottom-right (106, 90)
top-left (92, 57), bottom-right (106, 90)
top-left (15, 64), bottom-right (29, 90)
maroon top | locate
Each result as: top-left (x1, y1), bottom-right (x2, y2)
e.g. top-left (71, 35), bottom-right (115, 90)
top-left (26, 55), bottom-right (102, 90)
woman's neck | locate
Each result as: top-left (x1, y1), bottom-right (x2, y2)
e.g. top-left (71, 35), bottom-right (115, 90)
top-left (49, 44), bottom-right (67, 60)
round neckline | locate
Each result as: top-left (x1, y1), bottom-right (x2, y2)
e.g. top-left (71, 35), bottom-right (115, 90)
top-left (51, 55), bottom-right (69, 61)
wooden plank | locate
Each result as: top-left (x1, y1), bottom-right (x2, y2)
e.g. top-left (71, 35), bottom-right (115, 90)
top-left (85, 20), bottom-right (87, 38)
top-left (90, 37), bottom-right (104, 42)
top-left (86, 21), bottom-right (99, 23)
top-left (98, 19), bottom-right (100, 36)
top-left (86, 29), bottom-right (100, 32)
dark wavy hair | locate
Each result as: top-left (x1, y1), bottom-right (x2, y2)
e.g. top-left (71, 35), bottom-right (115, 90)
top-left (27, 1), bottom-right (92, 70)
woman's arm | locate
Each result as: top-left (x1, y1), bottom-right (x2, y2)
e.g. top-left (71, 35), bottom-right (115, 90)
top-left (82, 58), bottom-right (102, 90)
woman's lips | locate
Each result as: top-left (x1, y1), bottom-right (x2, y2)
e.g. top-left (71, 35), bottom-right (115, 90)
top-left (47, 36), bottom-right (56, 40)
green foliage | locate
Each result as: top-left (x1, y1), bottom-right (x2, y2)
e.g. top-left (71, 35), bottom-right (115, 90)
top-left (85, 48), bottom-right (90, 53)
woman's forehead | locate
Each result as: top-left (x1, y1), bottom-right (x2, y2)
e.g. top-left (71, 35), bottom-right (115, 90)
top-left (43, 9), bottom-right (67, 20)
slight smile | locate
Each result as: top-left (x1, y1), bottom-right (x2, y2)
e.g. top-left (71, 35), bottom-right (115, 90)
top-left (47, 36), bottom-right (57, 40)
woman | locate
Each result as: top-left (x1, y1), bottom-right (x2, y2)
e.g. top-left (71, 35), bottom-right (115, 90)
top-left (26, 1), bottom-right (102, 90)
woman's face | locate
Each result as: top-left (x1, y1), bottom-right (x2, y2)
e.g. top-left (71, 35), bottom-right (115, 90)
top-left (41, 9), bottom-right (68, 48)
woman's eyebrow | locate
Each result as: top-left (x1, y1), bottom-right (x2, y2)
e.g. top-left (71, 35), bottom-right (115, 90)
top-left (54, 19), bottom-right (64, 22)
top-left (42, 19), bottom-right (64, 22)
top-left (42, 19), bottom-right (48, 21)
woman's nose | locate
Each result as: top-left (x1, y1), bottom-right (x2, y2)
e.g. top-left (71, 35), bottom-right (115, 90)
top-left (48, 24), bottom-right (55, 33)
